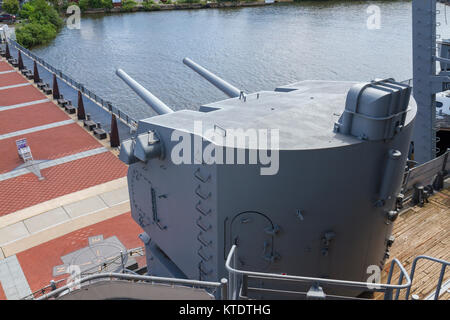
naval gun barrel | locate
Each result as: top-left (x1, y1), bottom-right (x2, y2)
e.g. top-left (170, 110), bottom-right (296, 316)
top-left (116, 68), bottom-right (173, 115)
top-left (183, 58), bottom-right (241, 98)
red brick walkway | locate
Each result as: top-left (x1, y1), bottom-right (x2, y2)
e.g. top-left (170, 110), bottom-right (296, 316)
top-left (0, 61), bottom-right (13, 72)
top-left (0, 123), bottom-right (104, 174)
top-left (0, 151), bottom-right (128, 216)
top-left (0, 85), bottom-right (45, 106)
top-left (17, 212), bottom-right (143, 294)
top-left (0, 101), bottom-right (69, 135)
top-left (0, 72), bottom-right (28, 87)
top-left (0, 283), bottom-right (6, 300)
top-left (0, 57), bottom-right (140, 299)
top-left (0, 58), bottom-right (128, 216)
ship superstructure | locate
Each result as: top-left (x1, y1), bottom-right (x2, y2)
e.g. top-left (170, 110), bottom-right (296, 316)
top-left (117, 72), bottom-right (416, 299)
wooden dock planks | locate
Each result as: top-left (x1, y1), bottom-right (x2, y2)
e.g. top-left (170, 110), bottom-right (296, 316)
top-left (374, 187), bottom-right (450, 300)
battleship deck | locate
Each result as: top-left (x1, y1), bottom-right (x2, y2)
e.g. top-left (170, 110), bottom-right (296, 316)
top-left (0, 55), bottom-right (449, 300)
top-left (376, 185), bottom-right (450, 300)
top-left (0, 57), bottom-right (141, 299)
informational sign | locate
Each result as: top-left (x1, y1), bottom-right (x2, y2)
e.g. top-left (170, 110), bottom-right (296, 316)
top-left (15, 138), bottom-right (28, 150)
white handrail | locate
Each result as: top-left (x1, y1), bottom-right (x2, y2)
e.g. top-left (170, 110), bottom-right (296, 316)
top-left (37, 272), bottom-right (227, 300)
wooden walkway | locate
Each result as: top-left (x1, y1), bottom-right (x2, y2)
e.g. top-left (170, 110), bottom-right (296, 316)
top-left (375, 184), bottom-right (450, 300)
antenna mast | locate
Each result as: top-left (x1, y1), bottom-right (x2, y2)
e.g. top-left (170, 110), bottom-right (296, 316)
top-left (412, 0), bottom-right (449, 163)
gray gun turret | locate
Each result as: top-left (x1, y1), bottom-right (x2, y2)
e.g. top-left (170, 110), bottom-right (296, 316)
top-left (117, 59), bottom-right (417, 299)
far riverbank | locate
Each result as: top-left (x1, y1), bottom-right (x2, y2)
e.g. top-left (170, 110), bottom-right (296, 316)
top-left (78, 0), bottom-right (293, 15)
top-left (33, 0), bottom-right (412, 120)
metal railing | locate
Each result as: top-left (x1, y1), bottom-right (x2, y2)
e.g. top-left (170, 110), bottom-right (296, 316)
top-left (29, 246), bottom-right (449, 301)
top-left (225, 245), bottom-right (412, 300)
top-left (400, 78), bottom-right (413, 86)
top-left (30, 245), bottom-right (228, 300)
top-left (36, 273), bottom-right (228, 300)
top-left (24, 246), bottom-right (146, 299)
top-left (400, 149), bottom-right (450, 204)
top-left (405, 255), bottom-right (449, 300)
top-left (81, 246), bottom-right (145, 276)
top-left (7, 39), bottom-right (138, 129)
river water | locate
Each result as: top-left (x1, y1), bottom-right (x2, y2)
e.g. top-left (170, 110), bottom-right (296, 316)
top-left (32, 1), bottom-right (418, 120)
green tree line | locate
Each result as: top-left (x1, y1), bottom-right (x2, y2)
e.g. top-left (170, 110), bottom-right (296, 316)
top-left (2, 0), bottom-right (20, 14)
top-left (8, 0), bottom-right (261, 48)
top-left (14, 0), bottom-right (64, 48)
top-left (12, 0), bottom-right (115, 48)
